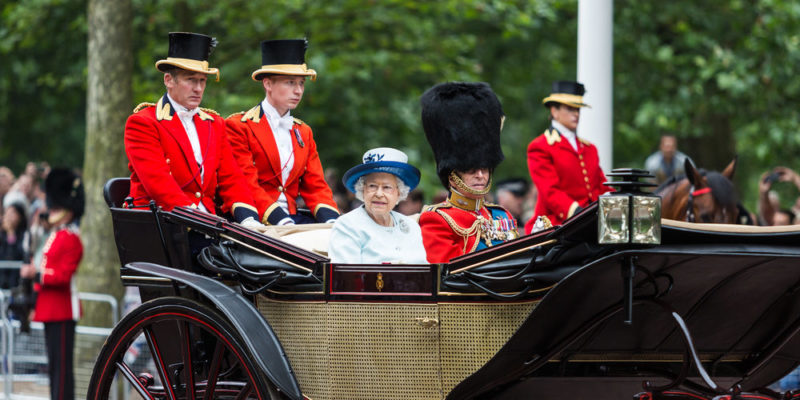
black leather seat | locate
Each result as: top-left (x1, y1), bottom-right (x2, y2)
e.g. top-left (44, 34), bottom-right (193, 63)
top-left (103, 177), bottom-right (131, 208)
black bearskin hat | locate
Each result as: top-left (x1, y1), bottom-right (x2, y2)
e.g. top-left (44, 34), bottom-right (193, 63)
top-left (421, 82), bottom-right (505, 188)
top-left (45, 168), bottom-right (85, 220)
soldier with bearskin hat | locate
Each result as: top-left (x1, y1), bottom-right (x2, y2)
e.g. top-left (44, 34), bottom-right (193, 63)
top-left (19, 168), bottom-right (84, 400)
top-left (124, 32), bottom-right (265, 231)
top-left (225, 39), bottom-right (339, 226)
top-left (418, 82), bottom-right (519, 264)
top-left (525, 80), bottom-right (611, 233)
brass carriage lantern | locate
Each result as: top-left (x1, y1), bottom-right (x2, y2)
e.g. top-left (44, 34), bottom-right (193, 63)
top-left (598, 169), bottom-right (661, 245)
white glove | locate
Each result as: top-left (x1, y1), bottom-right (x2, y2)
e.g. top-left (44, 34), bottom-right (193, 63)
top-left (277, 217), bottom-right (295, 226)
top-left (240, 217), bottom-right (268, 233)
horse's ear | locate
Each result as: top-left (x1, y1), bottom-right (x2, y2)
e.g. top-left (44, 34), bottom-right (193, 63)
top-left (685, 157), bottom-right (702, 186)
top-left (721, 156), bottom-right (737, 179)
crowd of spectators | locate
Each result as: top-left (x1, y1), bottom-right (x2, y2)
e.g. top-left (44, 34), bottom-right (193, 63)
top-left (0, 162), bottom-right (52, 289)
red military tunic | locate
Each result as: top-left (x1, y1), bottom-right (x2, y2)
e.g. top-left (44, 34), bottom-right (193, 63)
top-left (225, 104), bottom-right (339, 225)
top-left (32, 224), bottom-right (82, 322)
top-left (526, 126), bottom-right (610, 233)
top-left (419, 191), bottom-right (518, 264)
top-left (125, 95), bottom-right (258, 218)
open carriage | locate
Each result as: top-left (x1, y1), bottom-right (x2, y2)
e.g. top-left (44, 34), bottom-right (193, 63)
top-left (90, 173), bottom-right (800, 400)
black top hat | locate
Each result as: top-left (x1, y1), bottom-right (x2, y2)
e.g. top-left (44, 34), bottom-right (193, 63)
top-left (252, 39), bottom-right (317, 81)
top-left (542, 80), bottom-right (590, 108)
top-left (45, 168), bottom-right (85, 220)
top-left (421, 82), bottom-right (505, 188)
top-left (155, 32), bottom-right (219, 81)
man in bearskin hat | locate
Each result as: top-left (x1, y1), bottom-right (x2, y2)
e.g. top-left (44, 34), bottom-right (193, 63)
top-left (418, 82), bottom-right (518, 264)
top-left (19, 168), bottom-right (83, 399)
top-left (124, 32), bottom-right (265, 230)
top-left (525, 80), bottom-right (611, 233)
top-left (226, 39), bottom-right (339, 226)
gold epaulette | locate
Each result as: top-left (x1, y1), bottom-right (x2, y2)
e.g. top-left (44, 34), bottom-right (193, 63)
top-left (241, 105), bottom-right (261, 123)
top-left (200, 107), bottom-right (220, 117)
top-left (578, 137), bottom-right (591, 145)
top-left (422, 202), bottom-right (451, 213)
top-left (133, 102), bottom-right (155, 113)
top-left (226, 111), bottom-right (245, 120)
top-left (292, 117), bottom-right (305, 125)
top-left (544, 128), bottom-right (561, 146)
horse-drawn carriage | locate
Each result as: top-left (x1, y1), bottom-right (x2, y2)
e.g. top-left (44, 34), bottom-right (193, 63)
top-left (90, 171), bottom-right (800, 400)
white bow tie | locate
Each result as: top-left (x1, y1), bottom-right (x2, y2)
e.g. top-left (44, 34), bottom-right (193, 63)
top-left (276, 114), bottom-right (294, 131)
top-left (177, 109), bottom-right (198, 120)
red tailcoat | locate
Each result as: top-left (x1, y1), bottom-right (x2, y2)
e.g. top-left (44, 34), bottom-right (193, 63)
top-left (33, 225), bottom-right (82, 322)
top-left (225, 104), bottom-right (339, 225)
top-left (526, 126), bottom-right (610, 232)
top-left (420, 193), bottom-right (518, 264)
top-left (125, 95), bottom-right (257, 218)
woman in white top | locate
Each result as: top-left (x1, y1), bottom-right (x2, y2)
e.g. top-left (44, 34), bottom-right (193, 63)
top-left (329, 148), bottom-right (427, 264)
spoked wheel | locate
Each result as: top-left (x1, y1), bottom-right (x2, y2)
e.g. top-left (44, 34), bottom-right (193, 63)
top-left (89, 297), bottom-right (275, 400)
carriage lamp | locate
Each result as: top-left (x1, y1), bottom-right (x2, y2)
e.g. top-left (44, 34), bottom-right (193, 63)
top-left (598, 169), bottom-right (661, 245)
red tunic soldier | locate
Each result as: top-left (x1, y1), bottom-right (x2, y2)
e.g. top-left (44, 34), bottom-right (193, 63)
top-left (20, 168), bottom-right (84, 400)
top-left (418, 82), bottom-right (518, 264)
top-left (525, 81), bottom-right (611, 233)
top-left (226, 39), bottom-right (339, 226)
top-left (125, 32), bottom-right (263, 229)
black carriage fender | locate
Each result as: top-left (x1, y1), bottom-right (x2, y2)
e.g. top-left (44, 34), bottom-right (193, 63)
top-left (125, 262), bottom-right (303, 400)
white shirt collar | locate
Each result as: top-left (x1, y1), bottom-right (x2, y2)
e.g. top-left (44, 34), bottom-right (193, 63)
top-left (166, 93), bottom-right (196, 114)
top-left (261, 98), bottom-right (289, 121)
top-left (551, 120), bottom-right (578, 151)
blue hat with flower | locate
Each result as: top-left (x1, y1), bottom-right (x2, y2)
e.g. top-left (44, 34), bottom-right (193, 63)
top-left (342, 147), bottom-right (421, 194)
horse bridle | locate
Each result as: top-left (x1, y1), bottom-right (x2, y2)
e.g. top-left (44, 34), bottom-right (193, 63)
top-left (685, 186), bottom-right (712, 222)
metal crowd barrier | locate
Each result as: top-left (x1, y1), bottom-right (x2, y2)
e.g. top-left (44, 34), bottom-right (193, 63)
top-left (0, 279), bottom-right (120, 400)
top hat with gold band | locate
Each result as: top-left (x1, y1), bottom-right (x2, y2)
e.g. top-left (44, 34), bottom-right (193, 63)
top-left (251, 39), bottom-right (317, 81)
top-left (421, 82), bottom-right (505, 189)
top-left (155, 32), bottom-right (220, 81)
top-left (542, 80), bottom-right (590, 108)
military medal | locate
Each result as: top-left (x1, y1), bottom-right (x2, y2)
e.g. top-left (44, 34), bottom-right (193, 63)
top-left (293, 128), bottom-right (305, 148)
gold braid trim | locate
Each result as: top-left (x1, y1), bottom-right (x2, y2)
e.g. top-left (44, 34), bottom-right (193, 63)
top-left (133, 102), bottom-right (155, 113)
top-left (449, 171), bottom-right (492, 196)
top-left (435, 209), bottom-right (482, 254)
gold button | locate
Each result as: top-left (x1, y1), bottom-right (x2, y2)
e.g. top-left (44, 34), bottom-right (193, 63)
top-left (165, 158), bottom-right (171, 164)
top-left (579, 155), bottom-right (584, 160)
top-left (580, 161), bottom-right (585, 167)
top-left (584, 177), bottom-right (589, 182)
top-left (559, 212), bottom-right (564, 218)
top-left (582, 169), bottom-right (587, 175)
top-left (586, 184), bottom-right (591, 190)
top-left (195, 192), bottom-right (202, 198)
top-left (278, 185), bottom-right (284, 192)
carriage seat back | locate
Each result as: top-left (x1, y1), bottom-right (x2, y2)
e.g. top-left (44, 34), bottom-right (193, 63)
top-left (103, 177), bottom-right (194, 271)
top-left (103, 177), bottom-right (131, 208)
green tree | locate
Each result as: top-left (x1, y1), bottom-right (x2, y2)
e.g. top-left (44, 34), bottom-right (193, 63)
top-left (614, 1), bottom-right (800, 210)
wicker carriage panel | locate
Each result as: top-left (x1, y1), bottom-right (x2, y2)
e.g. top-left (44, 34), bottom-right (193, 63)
top-left (256, 298), bottom-right (330, 399)
top-left (438, 301), bottom-right (538, 394)
top-left (327, 303), bottom-right (442, 399)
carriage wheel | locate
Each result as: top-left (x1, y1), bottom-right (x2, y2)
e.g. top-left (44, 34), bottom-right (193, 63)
top-left (89, 297), bottom-right (276, 400)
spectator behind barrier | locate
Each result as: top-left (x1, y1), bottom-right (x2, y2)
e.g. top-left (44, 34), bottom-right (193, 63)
top-left (758, 166), bottom-right (800, 226)
top-left (644, 134), bottom-right (688, 184)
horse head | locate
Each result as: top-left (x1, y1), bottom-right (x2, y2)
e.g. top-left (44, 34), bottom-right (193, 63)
top-left (658, 157), bottom-right (739, 224)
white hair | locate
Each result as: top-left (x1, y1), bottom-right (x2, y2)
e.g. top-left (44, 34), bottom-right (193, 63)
top-left (354, 174), bottom-right (410, 202)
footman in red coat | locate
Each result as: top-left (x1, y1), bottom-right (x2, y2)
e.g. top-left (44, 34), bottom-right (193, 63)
top-left (525, 80), bottom-right (611, 233)
top-left (226, 39), bottom-right (339, 226)
top-left (125, 32), bottom-right (264, 230)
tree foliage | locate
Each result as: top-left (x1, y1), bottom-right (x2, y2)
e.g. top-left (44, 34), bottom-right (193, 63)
top-left (3, 0), bottom-right (800, 210)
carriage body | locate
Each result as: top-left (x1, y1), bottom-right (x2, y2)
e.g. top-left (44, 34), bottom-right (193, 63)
top-left (91, 178), bottom-right (800, 399)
